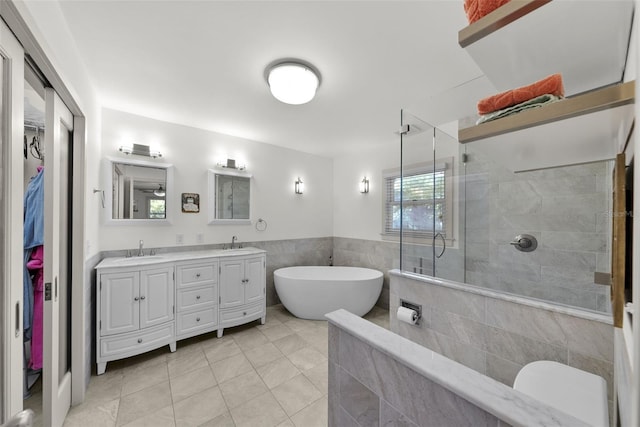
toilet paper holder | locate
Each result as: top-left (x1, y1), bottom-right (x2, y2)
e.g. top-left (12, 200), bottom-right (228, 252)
top-left (400, 299), bottom-right (422, 324)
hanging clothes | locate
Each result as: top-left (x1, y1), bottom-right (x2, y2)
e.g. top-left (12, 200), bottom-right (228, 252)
top-left (27, 245), bottom-right (43, 370)
top-left (23, 165), bottom-right (44, 338)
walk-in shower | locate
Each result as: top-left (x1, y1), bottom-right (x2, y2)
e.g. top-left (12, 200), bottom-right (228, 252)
top-left (398, 110), bottom-right (612, 314)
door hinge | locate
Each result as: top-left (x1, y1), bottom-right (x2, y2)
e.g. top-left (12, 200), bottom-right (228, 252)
top-left (100, 280), bottom-right (102, 291)
top-left (219, 296), bottom-right (221, 304)
top-left (99, 320), bottom-right (102, 330)
top-left (173, 305), bottom-right (175, 314)
top-left (173, 271), bottom-right (175, 281)
top-left (219, 266), bottom-right (221, 274)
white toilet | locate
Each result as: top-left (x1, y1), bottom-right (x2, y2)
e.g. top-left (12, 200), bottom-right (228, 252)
top-left (513, 361), bottom-right (609, 427)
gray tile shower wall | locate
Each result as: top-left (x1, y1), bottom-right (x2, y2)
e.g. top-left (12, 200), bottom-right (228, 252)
top-left (390, 273), bottom-right (614, 411)
top-left (463, 151), bottom-right (613, 313)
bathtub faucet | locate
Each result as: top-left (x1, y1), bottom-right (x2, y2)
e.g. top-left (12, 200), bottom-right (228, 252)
top-left (231, 236), bottom-right (237, 249)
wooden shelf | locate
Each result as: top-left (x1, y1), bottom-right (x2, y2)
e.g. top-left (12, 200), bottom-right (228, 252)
top-left (459, 1), bottom-right (634, 97)
top-left (460, 81), bottom-right (635, 143)
top-left (458, 0), bottom-right (550, 48)
top-left (458, 81), bottom-right (635, 172)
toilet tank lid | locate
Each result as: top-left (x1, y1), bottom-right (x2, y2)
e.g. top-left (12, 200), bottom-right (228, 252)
top-left (513, 361), bottom-right (609, 427)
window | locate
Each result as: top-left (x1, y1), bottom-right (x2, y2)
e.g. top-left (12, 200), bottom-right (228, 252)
top-left (148, 198), bottom-right (166, 219)
top-left (382, 160), bottom-right (453, 241)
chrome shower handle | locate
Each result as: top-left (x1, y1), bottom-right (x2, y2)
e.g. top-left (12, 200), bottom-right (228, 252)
top-left (510, 238), bottom-right (532, 248)
top-left (510, 234), bottom-right (538, 252)
top-left (434, 232), bottom-right (446, 259)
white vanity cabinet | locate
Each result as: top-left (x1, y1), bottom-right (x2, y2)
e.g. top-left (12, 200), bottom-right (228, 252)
top-left (218, 254), bottom-right (266, 337)
top-left (95, 248), bottom-right (266, 374)
top-left (175, 259), bottom-right (219, 340)
top-left (96, 264), bottom-right (175, 375)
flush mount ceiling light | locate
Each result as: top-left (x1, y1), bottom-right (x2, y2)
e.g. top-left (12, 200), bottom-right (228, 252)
top-left (154, 184), bottom-right (166, 197)
top-left (266, 61), bottom-right (320, 105)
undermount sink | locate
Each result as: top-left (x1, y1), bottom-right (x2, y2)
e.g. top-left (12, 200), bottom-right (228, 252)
top-left (111, 255), bottom-right (165, 264)
top-left (222, 248), bottom-right (252, 253)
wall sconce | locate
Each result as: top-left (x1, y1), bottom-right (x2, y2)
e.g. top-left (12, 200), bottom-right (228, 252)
top-left (360, 177), bottom-right (370, 194)
top-left (118, 143), bottom-right (162, 158)
top-left (294, 177), bottom-right (304, 194)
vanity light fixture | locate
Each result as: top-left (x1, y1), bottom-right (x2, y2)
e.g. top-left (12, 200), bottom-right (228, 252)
top-left (294, 177), bottom-right (304, 194)
top-left (153, 184), bottom-right (166, 197)
top-left (119, 142), bottom-right (133, 155)
top-left (118, 142), bottom-right (162, 159)
top-left (360, 177), bottom-right (370, 194)
top-left (216, 158), bottom-right (246, 171)
top-left (266, 60), bottom-right (320, 105)
top-left (149, 146), bottom-right (162, 159)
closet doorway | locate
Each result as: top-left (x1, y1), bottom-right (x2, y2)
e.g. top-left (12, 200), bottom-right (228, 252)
top-left (22, 70), bottom-right (75, 427)
top-left (0, 5), bottom-right (87, 426)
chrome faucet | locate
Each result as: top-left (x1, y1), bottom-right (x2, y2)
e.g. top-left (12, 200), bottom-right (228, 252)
top-left (138, 240), bottom-right (144, 256)
top-left (231, 236), bottom-right (237, 249)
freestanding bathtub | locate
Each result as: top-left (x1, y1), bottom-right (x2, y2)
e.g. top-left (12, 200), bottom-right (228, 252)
top-left (274, 266), bottom-right (383, 320)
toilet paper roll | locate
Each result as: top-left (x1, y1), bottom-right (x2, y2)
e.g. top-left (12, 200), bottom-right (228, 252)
top-left (397, 306), bottom-right (418, 325)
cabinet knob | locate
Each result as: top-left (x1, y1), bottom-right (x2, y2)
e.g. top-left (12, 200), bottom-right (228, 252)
top-left (140, 295), bottom-right (146, 300)
top-left (196, 317), bottom-right (201, 322)
top-left (196, 295), bottom-right (201, 300)
top-left (196, 273), bottom-right (201, 278)
top-left (137, 338), bottom-right (142, 344)
top-left (243, 312), bottom-right (247, 316)
top-left (134, 297), bottom-right (139, 301)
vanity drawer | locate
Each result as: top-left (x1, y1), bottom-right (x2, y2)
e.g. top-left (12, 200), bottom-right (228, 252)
top-left (176, 263), bottom-right (217, 287)
top-left (177, 307), bottom-right (217, 335)
top-left (219, 301), bottom-right (264, 324)
top-left (177, 285), bottom-right (217, 311)
top-left (100, 322), bottom-right (174, 359)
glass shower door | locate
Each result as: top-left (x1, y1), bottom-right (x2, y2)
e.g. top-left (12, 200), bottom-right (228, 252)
top-left (398, 111), bottom-right (466, 282)
top-left (398, 110), bottom-right (436, 277)
top-left (431, 126), bottom-right (466, 283)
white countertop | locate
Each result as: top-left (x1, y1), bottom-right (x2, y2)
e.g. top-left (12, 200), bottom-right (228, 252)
top-left (95, 247), bottom-right (265, 270)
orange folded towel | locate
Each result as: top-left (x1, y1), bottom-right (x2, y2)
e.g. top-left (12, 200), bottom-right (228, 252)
top-left (464, 0), bottom-right (511, 24)
top-left (477, 74), bottom-right (565, 115)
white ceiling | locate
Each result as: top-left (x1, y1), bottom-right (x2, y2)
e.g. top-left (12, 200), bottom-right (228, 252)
top-left (57, 1), bottom-right (487, 158)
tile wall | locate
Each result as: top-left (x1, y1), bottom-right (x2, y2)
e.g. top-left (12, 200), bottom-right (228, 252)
top-left (327, 311), bottom-right (583, 427)
top-left (390, 273), bottom-right (614, 413)
top-left (328, 322), bottom-right (505, 427)
top-left (463, 152), bottom-right (613, 313)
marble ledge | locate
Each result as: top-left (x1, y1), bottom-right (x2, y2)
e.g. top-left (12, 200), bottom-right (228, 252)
top-left (325, 309), bottom-right (589, 427)
top-left (95, 247), bottom-right (266, 269)
top-left (390, 269), bottom-right (613, 325)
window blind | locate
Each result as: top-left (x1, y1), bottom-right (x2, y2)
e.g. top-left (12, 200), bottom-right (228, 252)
top-left (384, 166), bottom-right (447, 238)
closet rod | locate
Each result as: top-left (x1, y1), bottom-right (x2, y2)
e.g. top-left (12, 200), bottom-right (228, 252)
top-left (24, 124), bottom-right (43, 132)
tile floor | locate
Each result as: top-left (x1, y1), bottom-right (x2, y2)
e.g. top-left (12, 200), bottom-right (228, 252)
top-left (25, 304), bottom-right (390, 427)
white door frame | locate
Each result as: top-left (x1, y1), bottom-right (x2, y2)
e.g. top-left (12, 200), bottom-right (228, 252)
top-left (43, 87), bottom-right (73, 427)
top-left (0, 15), bottom-right (25, 422)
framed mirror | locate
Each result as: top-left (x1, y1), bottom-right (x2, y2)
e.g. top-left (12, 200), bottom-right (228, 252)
top-left (208, 168), bottom-right (252, 224)
top-left (104, 157), bottom-right (174, 225)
